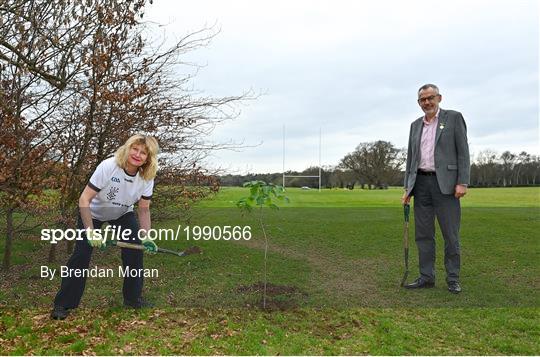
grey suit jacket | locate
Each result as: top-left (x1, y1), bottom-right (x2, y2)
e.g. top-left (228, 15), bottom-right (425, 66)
top-left (404, 109), bottom-right (470, 196)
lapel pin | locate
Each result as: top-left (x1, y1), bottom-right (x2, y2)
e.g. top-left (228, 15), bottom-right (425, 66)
top-left (439, 124), bottom-right (445, 130)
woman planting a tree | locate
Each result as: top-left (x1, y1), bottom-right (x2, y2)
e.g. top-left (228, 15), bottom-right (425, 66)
top-left (51, 134), bottom-right (159, 320)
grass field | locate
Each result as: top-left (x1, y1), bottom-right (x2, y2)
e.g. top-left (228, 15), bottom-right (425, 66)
top-left (0, 187), bottom-right (539, 354)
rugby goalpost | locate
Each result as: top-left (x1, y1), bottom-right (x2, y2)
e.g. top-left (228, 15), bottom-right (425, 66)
top-left (282, 124), bottom-right (322, 191)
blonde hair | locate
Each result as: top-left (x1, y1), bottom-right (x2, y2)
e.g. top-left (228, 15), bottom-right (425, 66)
top-left (115, 135), bottom-right (159, 181)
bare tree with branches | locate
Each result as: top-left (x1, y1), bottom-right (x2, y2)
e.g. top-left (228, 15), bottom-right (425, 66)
top-left (1, 0), bottom-right (252, 267)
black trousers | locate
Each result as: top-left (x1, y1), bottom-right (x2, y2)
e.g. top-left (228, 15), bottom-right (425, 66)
top-left (53, 211), bottom-right (143, 308)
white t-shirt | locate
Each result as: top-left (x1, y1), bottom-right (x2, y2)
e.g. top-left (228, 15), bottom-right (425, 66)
top-left (87, 157), bottom-right (154, 221)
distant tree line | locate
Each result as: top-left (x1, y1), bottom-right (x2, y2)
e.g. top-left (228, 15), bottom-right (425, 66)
top-left (220, 144), bottom-right (540, 189)
top-left (471, 150), bottom-right (540, 187)
top-left (221, 141), bottom-right (406, 189)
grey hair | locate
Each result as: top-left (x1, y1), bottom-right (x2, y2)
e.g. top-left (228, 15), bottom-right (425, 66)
top-left (418, 83), bottom-right (440, 95)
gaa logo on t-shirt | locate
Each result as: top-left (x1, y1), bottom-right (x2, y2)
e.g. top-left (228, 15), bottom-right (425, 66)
top-left (111, 177), bottom-right (120, 183)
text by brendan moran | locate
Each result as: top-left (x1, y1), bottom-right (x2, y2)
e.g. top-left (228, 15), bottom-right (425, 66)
top-left (40, 265), bottom-right (158, 280)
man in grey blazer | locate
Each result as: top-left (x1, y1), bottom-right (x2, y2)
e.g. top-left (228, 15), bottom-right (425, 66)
top-left (401, 84), bottom-right (470, 294)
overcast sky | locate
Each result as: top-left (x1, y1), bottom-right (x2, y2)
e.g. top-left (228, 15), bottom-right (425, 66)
top-left (145, 0), bottom-right (539, 174)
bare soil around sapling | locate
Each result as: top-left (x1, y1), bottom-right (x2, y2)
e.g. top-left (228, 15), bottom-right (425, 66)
top-left (237, 281), bottom-right (309, 310)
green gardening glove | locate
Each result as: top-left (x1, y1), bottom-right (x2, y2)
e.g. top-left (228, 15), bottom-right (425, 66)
top-left (86, 229), bottom-right (105, 249)
top-left (139, 235), bottom-right (158, 254)
top-left (101, 237), bottom-right (117, 251)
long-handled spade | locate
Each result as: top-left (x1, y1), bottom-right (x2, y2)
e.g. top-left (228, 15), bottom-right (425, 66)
top-left (400, 203), bottom-right (410, 287)
top-left (110, 240), bottom-right (201, 257)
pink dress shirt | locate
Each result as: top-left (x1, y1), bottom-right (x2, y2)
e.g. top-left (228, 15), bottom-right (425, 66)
top-left (418, 109), bottom-right (439, 172)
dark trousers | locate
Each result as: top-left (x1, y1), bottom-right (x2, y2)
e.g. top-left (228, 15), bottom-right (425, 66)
top-left (53, 211), bottom-right (143, 308)
top-left (413, 175), bottom-right (461, 283)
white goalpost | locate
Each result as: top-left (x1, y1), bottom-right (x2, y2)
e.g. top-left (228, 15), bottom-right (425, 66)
top-left (282, 124), bottom-right (322, 191)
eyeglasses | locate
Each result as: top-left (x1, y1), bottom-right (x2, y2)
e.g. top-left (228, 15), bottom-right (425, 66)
top-left (417, 94), bottom-right (440, 104)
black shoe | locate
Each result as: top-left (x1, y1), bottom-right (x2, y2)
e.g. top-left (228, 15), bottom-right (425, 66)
top-left (448, 281), bottom-right (462, 294)
top-left (404, 278), bottom-right (435, 289)
top-left (124, 298), bottom-right (154, 309)
top-left (51, 305), bottom-right (70, 320)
